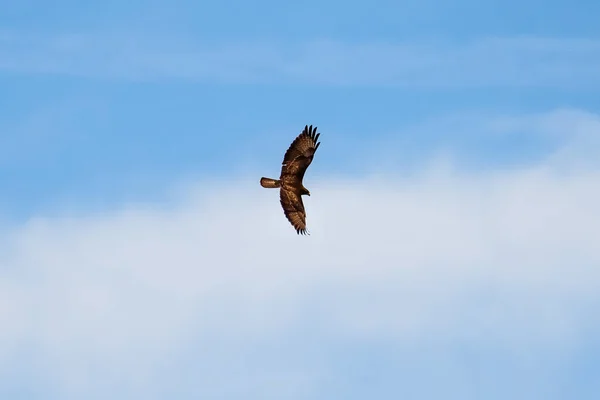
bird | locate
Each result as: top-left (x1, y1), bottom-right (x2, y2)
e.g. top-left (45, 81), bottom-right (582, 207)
top-left (260, 124), bottom-right (321, 235)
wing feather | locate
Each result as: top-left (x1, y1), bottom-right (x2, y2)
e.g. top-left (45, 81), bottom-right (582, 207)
top-left (279, 188), bottom-right (309, 235)
top-left (280, 125), bottom-right (321, 179)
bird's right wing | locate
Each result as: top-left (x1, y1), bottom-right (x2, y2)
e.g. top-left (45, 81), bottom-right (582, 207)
top-left (279, 188), bottom-right (308, 235)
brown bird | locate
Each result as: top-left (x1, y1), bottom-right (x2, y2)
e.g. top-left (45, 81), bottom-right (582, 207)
top-left (260, 125), bottom-right (321, 235)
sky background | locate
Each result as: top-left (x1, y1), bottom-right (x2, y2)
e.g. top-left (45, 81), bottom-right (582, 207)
top-left (1, 1), bottom-right (600, 399)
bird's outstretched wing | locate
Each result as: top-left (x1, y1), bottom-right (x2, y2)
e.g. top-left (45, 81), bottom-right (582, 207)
top-left (279, 187), bottom-right (308, 235)
top-left (280, 125), bottom-right (321, 179)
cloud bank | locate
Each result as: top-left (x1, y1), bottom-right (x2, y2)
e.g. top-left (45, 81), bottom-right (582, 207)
top-left (1, 108), bottom-right (600, 398)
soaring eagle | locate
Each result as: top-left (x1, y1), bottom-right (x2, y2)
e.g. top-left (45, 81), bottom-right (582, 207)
top-left (260, 125), bottom-right (321, 235)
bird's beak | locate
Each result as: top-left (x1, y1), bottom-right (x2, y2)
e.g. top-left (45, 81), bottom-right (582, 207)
top-left (307, 192), bottom-right (311, 196)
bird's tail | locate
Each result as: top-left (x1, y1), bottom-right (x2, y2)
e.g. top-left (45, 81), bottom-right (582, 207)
top-left (260, 177), bottom-right (281, 188)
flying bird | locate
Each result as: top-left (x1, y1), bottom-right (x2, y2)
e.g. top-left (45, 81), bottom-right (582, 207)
top-left (260, 125), bottom-right (321, 235)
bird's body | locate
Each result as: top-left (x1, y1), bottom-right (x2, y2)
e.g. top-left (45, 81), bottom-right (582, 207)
top-left (260, 125), bottom-right (321, 235)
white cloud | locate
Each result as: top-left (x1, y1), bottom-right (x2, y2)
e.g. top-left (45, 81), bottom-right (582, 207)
top-left (1, 32), bottom-right (599, 87)
top-left (1, 109), bottom-right (600, 398)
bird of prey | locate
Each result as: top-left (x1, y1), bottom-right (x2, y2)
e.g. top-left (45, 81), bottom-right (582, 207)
top-left (260, 125), bottom-right (321, 235)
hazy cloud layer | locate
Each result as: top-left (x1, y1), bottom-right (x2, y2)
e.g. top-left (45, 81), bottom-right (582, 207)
top-left (1, 32), bottom-right (599, 86)
top-left (1, 108), bottom-right (599, 398)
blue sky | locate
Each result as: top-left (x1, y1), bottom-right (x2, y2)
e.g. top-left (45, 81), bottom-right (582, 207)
top-left (1, 1), bottom-right (600, 399)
